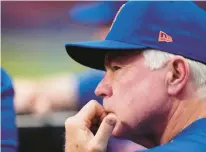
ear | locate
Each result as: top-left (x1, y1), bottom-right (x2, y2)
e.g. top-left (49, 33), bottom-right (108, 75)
top-left (165, 56), bottom-right (190, 96)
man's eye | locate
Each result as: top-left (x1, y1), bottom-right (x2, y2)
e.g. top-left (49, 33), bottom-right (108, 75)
top-left (111, 66), bottom-right (121, 71)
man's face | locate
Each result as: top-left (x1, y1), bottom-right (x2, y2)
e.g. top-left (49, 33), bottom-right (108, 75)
top-left (95, 51), bottom-right (171, 138)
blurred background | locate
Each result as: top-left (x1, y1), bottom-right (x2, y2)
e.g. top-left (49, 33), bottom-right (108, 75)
top-left (1, 1), bottom-right (117, 152)
top-left (2, 1), bottom-right (100, 78)
top-left (1, 1), bottom-right (206, 152)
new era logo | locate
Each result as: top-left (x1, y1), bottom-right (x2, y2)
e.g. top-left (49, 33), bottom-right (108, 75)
top-left (158, 31), bottom-right (173, 42)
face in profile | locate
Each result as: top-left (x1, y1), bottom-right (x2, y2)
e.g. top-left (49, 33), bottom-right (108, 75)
top-left (95, 51), bottom-right (171, 138)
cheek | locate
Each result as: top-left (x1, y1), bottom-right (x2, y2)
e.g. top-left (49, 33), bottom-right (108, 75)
top-left (106, 73), bottom-right (146, 124)
top-left (109, 72), bottom-right (167, 129)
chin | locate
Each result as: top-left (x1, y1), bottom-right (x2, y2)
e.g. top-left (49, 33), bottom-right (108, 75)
top-left (112, 122), bottom-right (128, 137)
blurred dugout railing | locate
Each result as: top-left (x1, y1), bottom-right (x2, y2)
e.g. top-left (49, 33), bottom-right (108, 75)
top-left (17, 111), bottom-right (77, 152)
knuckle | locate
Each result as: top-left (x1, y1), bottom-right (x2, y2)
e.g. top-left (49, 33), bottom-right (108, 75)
top-left (65, 116), bottom-right (76, 128)
top-left (84, 100), bottom-right (99, 112)
top-left (89, 100), bottom-right (98, 105)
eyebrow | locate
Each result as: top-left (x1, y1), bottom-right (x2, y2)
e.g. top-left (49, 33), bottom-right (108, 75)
top-left (105, 52), bottom-right (122, 64)
top-left (105, 50), bottom-right (141, 66)
top-left (104, 52), bottom-right (124, 69)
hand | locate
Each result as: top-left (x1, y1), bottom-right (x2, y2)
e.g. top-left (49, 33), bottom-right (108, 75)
top-left (65, 100), bottom-right (117, 152)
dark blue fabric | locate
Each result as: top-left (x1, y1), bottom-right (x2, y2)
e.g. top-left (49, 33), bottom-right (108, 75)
top-left (1, 68), bottom-right (18, 152)
top-left (107, 1), bottom-right (206, 64)
top-left (77, 70), bottom-right (104, 110)
top-left (65, 1), bottom-right (206, 70)
top-left (136, 118), bottom-right (206, 152)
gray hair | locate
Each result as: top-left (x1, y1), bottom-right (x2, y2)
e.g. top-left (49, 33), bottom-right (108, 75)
top-left (143, 49), bottom-right (206, 100)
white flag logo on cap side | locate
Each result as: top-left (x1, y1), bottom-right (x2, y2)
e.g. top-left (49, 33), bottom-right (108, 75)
top-left (109, 4), bottom-right (126, 31)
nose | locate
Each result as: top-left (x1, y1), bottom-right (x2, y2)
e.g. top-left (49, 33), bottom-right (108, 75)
top-left (95, 76), bottom-right (112, 98)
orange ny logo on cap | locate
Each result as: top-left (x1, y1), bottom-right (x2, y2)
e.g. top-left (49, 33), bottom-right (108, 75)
top-left (158, 31), bottom-right (173, 42)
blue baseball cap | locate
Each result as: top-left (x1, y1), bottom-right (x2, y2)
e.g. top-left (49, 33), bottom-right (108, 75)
top-left (65, 1), bottom-right (206, 70)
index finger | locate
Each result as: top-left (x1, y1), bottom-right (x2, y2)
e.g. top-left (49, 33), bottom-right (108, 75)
top-left (75, 100), bottom-right (107, 127)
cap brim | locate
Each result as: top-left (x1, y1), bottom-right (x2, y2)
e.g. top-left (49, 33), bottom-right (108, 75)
top-left (65, 40), bottom-right (147, 70)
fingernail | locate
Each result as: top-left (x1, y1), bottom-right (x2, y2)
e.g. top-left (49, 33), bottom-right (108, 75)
top-left (106, 118), bottom-right (116, 126)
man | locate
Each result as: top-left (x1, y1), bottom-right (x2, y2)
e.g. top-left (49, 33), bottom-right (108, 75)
top-left (64, 1), bottom-right (206, 152)
top-left (1, 68), bottom-right (18, 152)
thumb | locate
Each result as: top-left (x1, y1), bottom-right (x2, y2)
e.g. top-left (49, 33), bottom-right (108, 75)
top-left (91, 114), bottom-right (117, 150)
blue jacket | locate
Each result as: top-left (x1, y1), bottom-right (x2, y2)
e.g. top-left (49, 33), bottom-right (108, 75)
top-left (1, 68), bottom-right (18, 152)
top-left (137, 118), bottom-right (206, 152)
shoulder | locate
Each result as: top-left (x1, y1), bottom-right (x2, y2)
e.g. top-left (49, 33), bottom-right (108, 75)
top-left (137, 118), bottom-right (206, 152)
top-left (1, 69), bottom-right (18, 150)
top-left (1, 68), bottom-right (14, 97)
